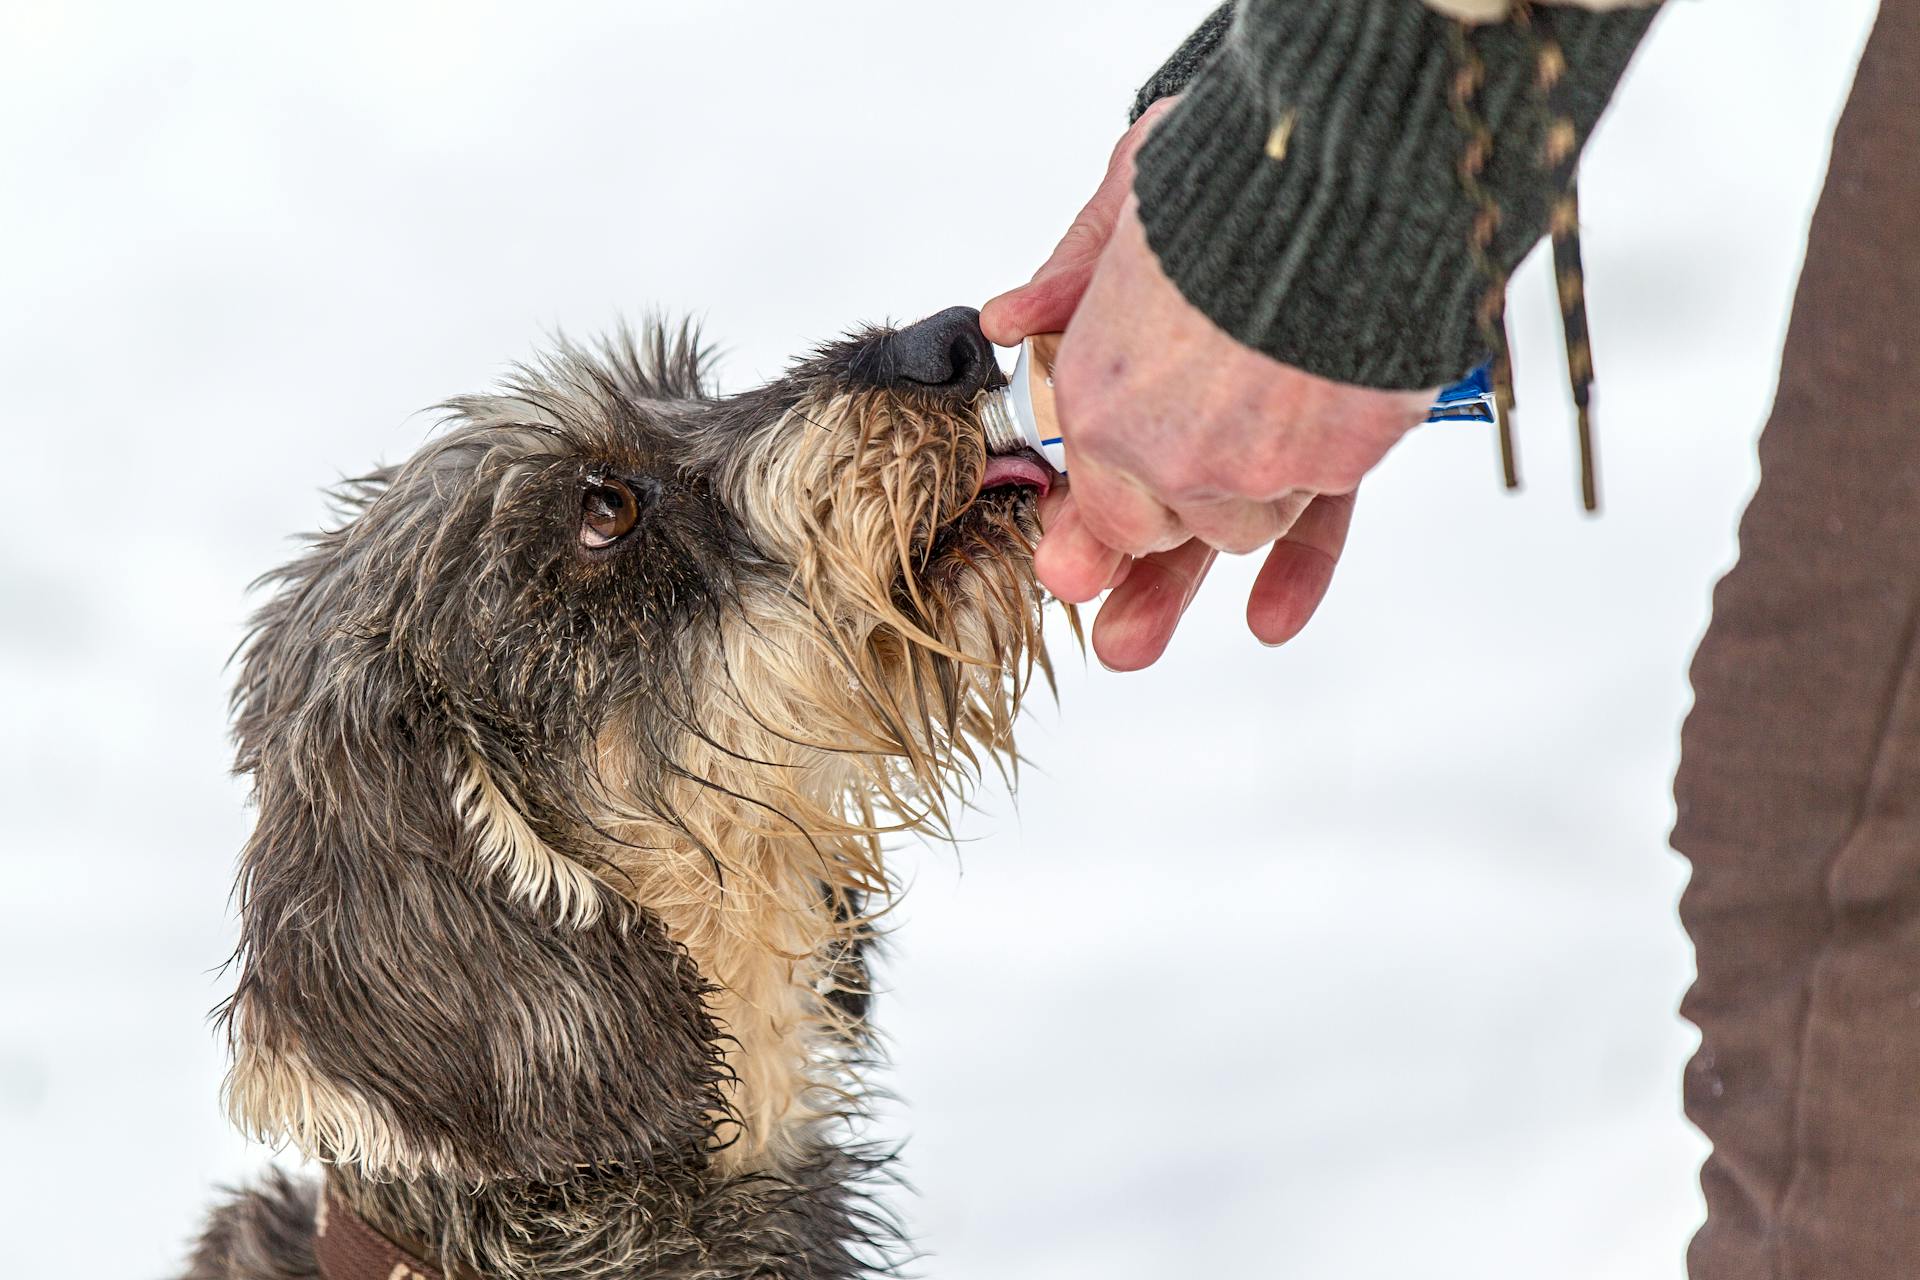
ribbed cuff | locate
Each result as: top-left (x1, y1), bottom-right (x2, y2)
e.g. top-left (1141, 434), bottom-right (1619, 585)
top-left (1132, 0), bottom-right (1658, 390)
top-left (1130, 4), bottom-right (1235, 122)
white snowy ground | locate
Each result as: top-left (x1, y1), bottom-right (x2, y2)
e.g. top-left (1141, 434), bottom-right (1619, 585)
top-left (0, 1), bottom-right (1882, 1275)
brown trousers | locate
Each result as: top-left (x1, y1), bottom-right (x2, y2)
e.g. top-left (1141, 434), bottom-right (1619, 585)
top-left (1673, 1), bottom-right (1920, 1275)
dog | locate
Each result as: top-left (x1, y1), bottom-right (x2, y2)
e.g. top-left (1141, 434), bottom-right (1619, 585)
top-left (182, 306), bottom-right (1061, 1280)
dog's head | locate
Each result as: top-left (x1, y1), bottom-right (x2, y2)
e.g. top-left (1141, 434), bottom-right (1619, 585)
top-left (221, 309), bottom-right (1059, 1182)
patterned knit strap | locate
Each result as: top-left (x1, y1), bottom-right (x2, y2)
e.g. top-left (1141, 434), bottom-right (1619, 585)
top-left (314, 1185), bottom-right (446, 1280)
top-left (1444, 16), bottom-right (1521, 492)
top-left (1448, 2), bottom-right (1610, 511)
top-left (1531, 15), bottom-right (1603, 511)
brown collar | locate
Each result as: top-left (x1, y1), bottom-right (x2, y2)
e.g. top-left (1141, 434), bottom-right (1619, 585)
top-left (314, 1185), bottom-right (446, 1280)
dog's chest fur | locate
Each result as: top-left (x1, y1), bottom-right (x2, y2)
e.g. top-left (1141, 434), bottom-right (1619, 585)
top-left (604, 818), bottom-right (866, 1176)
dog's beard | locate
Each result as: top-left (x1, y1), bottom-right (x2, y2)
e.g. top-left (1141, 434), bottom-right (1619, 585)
top-left (709, 385), bottom-right (1058, 840)
top-left (575, 385), bottom-right (1060, 1174)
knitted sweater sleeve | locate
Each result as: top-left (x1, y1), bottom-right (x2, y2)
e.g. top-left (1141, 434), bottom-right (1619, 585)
top-left (1129, 0), bottom-right (1660, 390)
top-left (1130, 5), bottom-right (1237, 122)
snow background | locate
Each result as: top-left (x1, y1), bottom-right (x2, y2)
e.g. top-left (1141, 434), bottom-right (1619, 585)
top-left (0, 0), bottom-right (1881, 1275)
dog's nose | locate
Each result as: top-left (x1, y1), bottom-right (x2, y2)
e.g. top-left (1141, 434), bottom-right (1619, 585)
top-left (889, 306), bottom-right (998, 401)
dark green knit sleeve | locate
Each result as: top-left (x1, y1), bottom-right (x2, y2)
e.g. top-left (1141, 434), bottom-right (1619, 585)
top-left (1130, 5), bottom-right (1235, 122)
top-left (1131, 0), bottom-right (1659, 390)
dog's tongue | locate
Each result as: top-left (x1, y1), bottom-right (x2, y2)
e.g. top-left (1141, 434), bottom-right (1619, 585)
top-left (981, 452), bottom-right (1054, 496)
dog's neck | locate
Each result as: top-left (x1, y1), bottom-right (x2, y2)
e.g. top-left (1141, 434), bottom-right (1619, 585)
top-left (587, 614), bottom-right (929, 1179)
top-left (334, 1136), bottom-right (894, 1280)
top-left (599, 806), bottom-right (878, 1179)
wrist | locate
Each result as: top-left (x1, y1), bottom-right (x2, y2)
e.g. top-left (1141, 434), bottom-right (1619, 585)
top-left (1131, 0), bottom-right (1658, 390)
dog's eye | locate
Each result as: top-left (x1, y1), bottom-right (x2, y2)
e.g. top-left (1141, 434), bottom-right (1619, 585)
top-left (580, 478), bottom-right (640, 549)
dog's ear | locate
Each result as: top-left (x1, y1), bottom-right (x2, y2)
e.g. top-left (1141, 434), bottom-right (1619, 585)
top-left (220, 718), bottom-right (726, 1182)
top-left (220, 525), bottom-right (725, 1183)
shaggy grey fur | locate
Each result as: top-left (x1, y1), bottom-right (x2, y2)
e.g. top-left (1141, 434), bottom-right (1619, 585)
top-left (181, 314), bottom-right (1039, 1280)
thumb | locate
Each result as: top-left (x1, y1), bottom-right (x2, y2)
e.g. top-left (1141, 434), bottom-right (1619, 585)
top-left (980, 219), bottom-right (1109, 346)
top-left (981, 96), bottom-right (1178, 347)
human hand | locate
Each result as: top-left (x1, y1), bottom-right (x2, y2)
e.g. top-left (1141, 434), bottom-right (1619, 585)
top-left (982, 106), bottom-right (1436, 671)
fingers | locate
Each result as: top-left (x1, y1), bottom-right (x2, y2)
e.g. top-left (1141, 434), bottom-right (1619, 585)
top-left (1034, 481), bottom-right (1070, 534)
top-left (1057, 455), bottom-right (1185, 558)
top-left (1174, 489), bottom-right (1317, 556)
top-left (1035, 486), bottom-right (1132, 598)
top-left (1066, 452), bottom-right (1318, 562)
top-left (980, 98), bottom-right (1179, 347)
top-left (1246, 492), bottom-right (1357, 647)
top-left (1036, 488), bottom-right (1354, 667)
top-left (1032, 489), bottom-right (1130, 604)
top-left (1089, 538), bottom-right (1218, 672)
